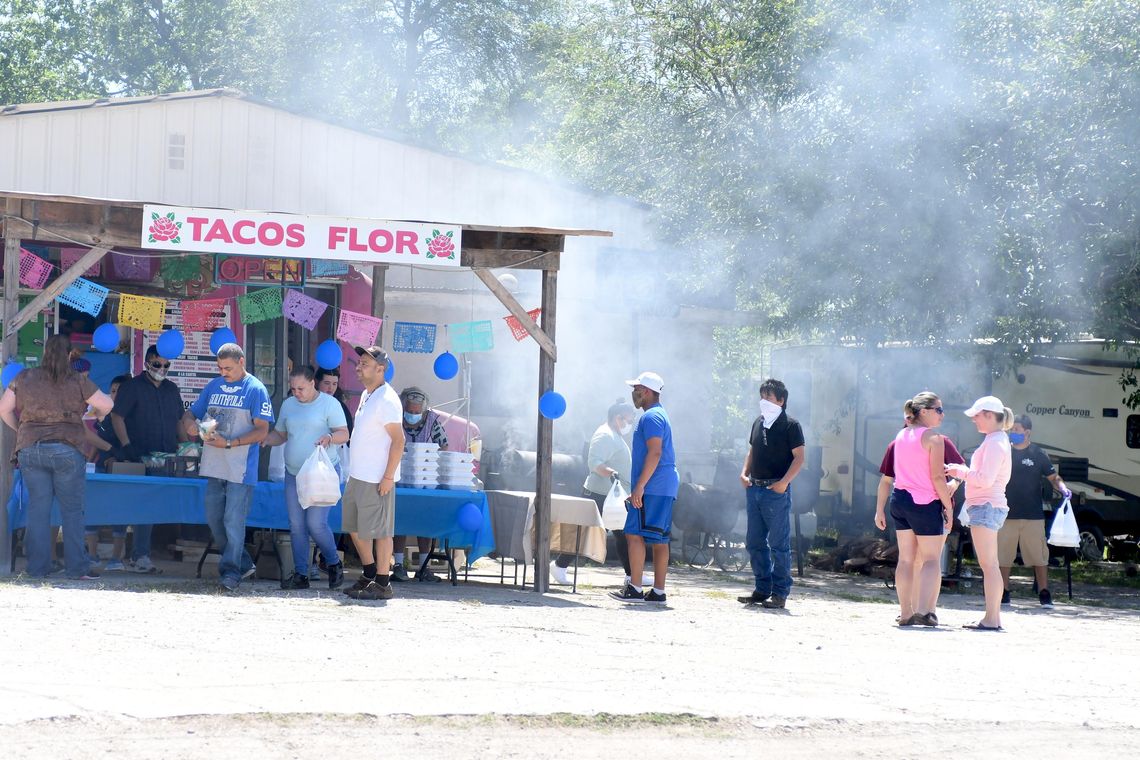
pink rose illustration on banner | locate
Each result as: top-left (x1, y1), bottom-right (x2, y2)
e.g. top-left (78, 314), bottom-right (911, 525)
top-left (148, 211), bottom-right (182, 244)
top-left (425, 229), bottom-right (455, 260)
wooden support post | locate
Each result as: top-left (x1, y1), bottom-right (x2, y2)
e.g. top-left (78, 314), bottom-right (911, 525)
top-left (1, 199), bottom-right (26, 576)
top-left (370, 265), bottom-right (387, 334)
top-left (533, 268), bottom-right (558, 593)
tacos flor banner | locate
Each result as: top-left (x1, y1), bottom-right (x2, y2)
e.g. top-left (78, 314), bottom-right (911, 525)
top-left (141, 205), bottom-right (461, 267)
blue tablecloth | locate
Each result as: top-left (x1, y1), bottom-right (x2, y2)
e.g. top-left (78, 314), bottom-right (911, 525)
top-left (6, 472), bottom-right (494, 562)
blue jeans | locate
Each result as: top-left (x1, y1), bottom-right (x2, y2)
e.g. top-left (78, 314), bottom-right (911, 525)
top-left (131, 524), bottom-right (153, 561)
top-left (204, 477), bottom-right (254, 583)
top-left (746, 485), bottom-right (793, 598)
top-left (18, 442), bottom-right (91, 578)
top-left (284, 472), bottom-right (340, 574)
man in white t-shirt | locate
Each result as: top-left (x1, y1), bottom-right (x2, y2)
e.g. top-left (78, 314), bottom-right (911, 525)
top-left (342, 346), bottom-right (405, 601)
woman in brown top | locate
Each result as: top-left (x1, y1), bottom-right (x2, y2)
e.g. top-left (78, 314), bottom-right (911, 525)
top-left (0, 335), bottom-right (113, 579)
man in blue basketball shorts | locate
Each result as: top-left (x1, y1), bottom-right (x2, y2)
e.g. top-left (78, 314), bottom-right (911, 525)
top-left (610, 371), bottom-right (679, 604)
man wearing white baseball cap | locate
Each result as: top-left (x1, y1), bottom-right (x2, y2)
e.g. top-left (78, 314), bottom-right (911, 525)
top-left (609, 371), bottom-right (678, 604)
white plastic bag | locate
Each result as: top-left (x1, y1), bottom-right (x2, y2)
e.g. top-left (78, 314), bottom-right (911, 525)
top-left (268, 444), bottom-right (286, 483)
top-left (296, 445), bottom-right (342, 508)
top-left (602, 478), bottom-right (629, 530)
top-left (335, 444), bottom-right (350, 485)
top-left (1047, 497), bottom-right (1080, 548)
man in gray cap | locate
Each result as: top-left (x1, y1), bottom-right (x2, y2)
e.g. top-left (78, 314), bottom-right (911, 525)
top-left (342, 346), bottom-right (405, 600)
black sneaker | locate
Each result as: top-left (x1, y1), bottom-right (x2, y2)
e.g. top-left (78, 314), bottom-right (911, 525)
top-left (280, 572), bottom-right (310, 590)
top-left (1001, 589), bottom-right (1011, 606)
top-left (760, 596), bottom-right (786, 609)
top-left (644, 589), bottom-right (667, 604)
top-left (737, 591), bottom-right (770, 605)
top-left (390, 565), bottom-right (410, 582)
top-left (343, 576), bottom-right (371, 596)
top-left (327, 562), bottom-right (344, 589)
top-left (416, 568), bottom-right (443, 583)
top-left (1039, 589), bottom-right (1054, 609)
top-left (349, 580), bottom-right (394, 600)
top-left (608, 584), bottom-right (644, 602)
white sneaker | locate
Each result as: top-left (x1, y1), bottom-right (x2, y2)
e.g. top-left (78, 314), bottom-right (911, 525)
top-left (129, 556), bottom-right (157, 574)
top-left (549, 561), bottom-right (571, 585)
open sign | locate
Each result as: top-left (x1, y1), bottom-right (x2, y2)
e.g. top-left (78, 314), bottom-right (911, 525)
top-left (215, 255), bottom-right (305, 286)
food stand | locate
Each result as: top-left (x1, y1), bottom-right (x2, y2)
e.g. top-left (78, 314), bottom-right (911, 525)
top-left (1, 191), bottom-right (610, 591)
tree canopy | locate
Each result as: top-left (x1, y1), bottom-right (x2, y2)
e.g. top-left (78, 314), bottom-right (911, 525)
top-left (2, 0), bottom-right (1139, 375)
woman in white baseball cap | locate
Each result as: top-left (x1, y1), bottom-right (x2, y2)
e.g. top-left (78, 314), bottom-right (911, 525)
top-left (946, 395), bottom-right (1014, 631)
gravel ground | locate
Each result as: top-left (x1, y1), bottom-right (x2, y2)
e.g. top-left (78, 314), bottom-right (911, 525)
top-left (1, 559), bottom-right (1138, 758)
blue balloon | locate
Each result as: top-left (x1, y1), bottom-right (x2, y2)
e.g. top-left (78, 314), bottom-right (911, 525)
top-left (315, 340), bottom-right (342, 370)
top-left (433, 351), bottom-right (459, 380)
top-left (539, 390), bottom-right (567, 420)
top-left (156, 329), bottom-right (185, 359)
top-left (1, 362), bottom-right (25, 390)
top-left (385, 358), bottom-right (395, 383)
top-left (210, 327), bottom-right (237, 355)
top-left (457, 501), bottom-right (482, 532)
top-left (92, 323), bottom-right (120, 353)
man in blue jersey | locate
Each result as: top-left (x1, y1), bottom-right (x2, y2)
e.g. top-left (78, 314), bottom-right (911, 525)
top-left (182, 342), bottom-right (273, 592)
top-left (610, 371), bottom-right (679, 604)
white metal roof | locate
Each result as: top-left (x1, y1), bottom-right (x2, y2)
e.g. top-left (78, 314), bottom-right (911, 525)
top-left (0, 88), bottom-right (648, 241)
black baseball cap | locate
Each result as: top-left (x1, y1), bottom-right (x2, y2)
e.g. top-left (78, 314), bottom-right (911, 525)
top-left (354, 346), bottom-right (390, 365)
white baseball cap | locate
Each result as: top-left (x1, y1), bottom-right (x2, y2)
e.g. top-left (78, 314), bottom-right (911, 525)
top-left (626, 371), bottom-right (664, 394)
top-left (963, 395), bottom-right (1004, 417)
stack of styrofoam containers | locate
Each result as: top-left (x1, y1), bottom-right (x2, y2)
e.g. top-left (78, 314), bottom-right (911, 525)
top-left (436, 450), bottom-right (478, 490)
top-left (400, 442), bottom-right (440, 488)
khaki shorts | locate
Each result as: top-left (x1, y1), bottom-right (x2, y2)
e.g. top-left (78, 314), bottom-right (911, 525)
top-left (342, 477), bottom-right (395, 539)
top-left (998, 519), bottom-right (1048, 567)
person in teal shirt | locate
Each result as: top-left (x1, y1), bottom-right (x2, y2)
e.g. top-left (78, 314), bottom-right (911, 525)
top-left (262, 366), bottom-right (349, 590)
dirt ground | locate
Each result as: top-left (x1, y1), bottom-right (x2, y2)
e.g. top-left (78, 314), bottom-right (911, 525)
top-left (1, 559), bottom-right (1138, 759)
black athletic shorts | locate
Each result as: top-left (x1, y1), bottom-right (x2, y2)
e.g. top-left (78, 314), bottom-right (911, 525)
top-left (889, 488), bottom-right (944, 536)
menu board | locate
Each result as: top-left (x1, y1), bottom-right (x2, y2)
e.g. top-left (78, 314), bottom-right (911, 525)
top-left (134, 302), bottom-right (234, 410)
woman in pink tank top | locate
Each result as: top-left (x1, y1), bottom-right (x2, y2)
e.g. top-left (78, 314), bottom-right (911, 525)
top-left (879, 391), bottom-right (955, 627)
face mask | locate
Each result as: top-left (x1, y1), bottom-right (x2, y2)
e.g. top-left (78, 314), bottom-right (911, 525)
top-left (404, 412), bottom-right (423, 425)
top-left (620, 423), bottom-right (633, 436)
top-left (1008, 432), bottom-right (1026, 444)
top-left (758, 398), bottom-right (783, 429)
top-left (147, 367), bottom-right (167, 382)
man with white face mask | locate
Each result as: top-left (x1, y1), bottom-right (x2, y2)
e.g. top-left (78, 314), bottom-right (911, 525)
top-left (393, 386), bottom-right (449, 581)
top-left (110, 345), bottom-right (188, 573)
top-left (551, 400), bottom-right (636, 585)
top-left (738, 378), bottom-right (805, 609)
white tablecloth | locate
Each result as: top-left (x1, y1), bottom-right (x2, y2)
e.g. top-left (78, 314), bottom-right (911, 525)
top-left (486, 490), bottom-right (607, 564)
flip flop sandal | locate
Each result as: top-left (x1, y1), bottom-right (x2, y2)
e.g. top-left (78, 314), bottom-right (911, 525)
top-left (898, 614), bottom-right (923, 627)
top-left (963, 622), bottom-right (1003, 631)
top-left (920, 612), bottom-right (938, 627)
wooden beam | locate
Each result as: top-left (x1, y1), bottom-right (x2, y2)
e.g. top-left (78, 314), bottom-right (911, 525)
top-left (2, 199), bottom-right (22, 360)
top-left (460, 248), bottom-right (559, 271)
top-left (1, 198), bottom-right (24, 577)
top-left (461, 230), bottom-right (567, 253)
top-left (9, 246), bottom-right (111, 333)
top-left (532, 268), bottom-right (559, 593)
top-left (471, 268), bottom-right (556, 360)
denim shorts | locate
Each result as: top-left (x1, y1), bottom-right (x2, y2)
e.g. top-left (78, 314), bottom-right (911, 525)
top-left (960, 502), bottom-right (1008, 532)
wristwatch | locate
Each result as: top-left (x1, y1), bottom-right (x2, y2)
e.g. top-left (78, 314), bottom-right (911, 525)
top-left (226, 439), bottom-right (233, 449)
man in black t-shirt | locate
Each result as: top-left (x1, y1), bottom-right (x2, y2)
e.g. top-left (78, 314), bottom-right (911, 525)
top-left (111, 345), bottom-right (187, 573)
top-left (1000, 414), bottom-right (1070, 609)
top-left (736, 378), bottom-right (805, 610)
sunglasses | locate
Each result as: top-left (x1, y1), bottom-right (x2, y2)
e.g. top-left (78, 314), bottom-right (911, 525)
top-left (931, 406), bottom-right (944, 414)
top-left (149, 361), bottom-right (171, 370)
